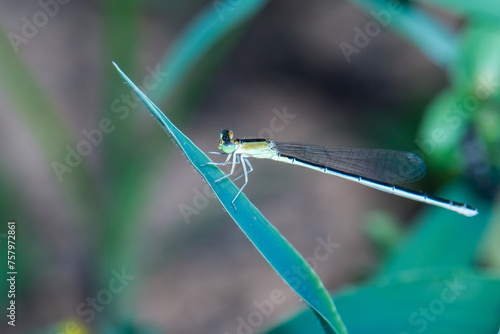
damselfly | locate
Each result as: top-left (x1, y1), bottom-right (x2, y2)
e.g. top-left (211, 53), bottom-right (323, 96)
top-left (207, 129), bottom-right (478, 217)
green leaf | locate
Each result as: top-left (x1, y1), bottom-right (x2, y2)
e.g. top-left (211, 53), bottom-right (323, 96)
top-left (263, 268), bottom-right (500, 334)
top-left (0, 23), bottom-right (104, 230)
top-left (452, 21), bottom-right (500, 104)
top-left (100, 1), bottom-right (270, 317)
top-left (345, 0), bottom-right (458, 67)
top-left (0, 26), bottom-right (70, 160)
top-left (417, 0), bottom-right (500, 21)
top-left (100, 0), bottom-right (143, 282)
top-left (113, 63), bottom-right (347, 334)
top-left (415, 89), bottom-right (474, 171)
top-left (150, 0), bottom-right (269, 103)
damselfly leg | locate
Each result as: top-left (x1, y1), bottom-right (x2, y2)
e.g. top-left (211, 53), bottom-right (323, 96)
top-left (205, 151), bottom-right (255, 208)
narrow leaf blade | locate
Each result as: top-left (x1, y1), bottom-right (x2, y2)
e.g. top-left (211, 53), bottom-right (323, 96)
top-left (113, 62), bottom-right (347, 334)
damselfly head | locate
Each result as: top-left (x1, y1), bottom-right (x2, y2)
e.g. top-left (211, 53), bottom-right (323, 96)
top-left (218, 129), bottom-right (236, 154)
